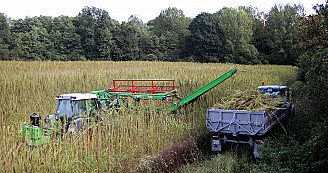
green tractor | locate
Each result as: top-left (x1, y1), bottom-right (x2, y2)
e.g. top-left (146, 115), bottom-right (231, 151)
top-left (22, 67), bottom-right (238, 147)
top-left (22, 93), bottom-right (98, 146)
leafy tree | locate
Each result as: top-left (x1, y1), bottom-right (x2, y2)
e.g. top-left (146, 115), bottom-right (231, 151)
top-left (10, 17), bottom-right (52, 60)
top-left (186, 12), bottom-right (224, 62)
top-left (148, 7), bottom-right (191, 61)
top-left (217, 7), bottom-right (258, 64)
top-left (157, 31), bottom-right (181, 61)
top-left (148, 7), bottom-right (190, 37)
top-left (0, 13), bottom-right (11, 49)
top-left (138, 29), bottom-right (160, 61)
top-left (75, 6), bottom-right (114, 60)
top-left (0, 13), bottom-right (14, 60)
top-left (111, 22), bottom-right (139, 61)
top-left (10, 17), bottom-right (43, 34)
top-left (264, 4), bottom-right (304, 65)
top-left (37, 16), bottom-right (53, 33)
top-left (126, 15), bottom-right (161, 60)
top-left (127, 15), bottom-right (146, 29)
top-left (296, 2), bottom-right (328, 118)
top-left (239, 6), bottom-right (269, 63)
top-left (21, 27), bottom-right (51, 60)
top-left (49, 16), bottom-right (82, 60)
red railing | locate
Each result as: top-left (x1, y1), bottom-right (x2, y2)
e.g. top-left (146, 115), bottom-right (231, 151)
top-left (108, 79), bottom-right (179, 93)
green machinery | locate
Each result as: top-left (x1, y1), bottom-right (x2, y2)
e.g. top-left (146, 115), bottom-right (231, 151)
top-left (91, 66), bottom-right (237, 112)
top-left (21, 66), bottom-right (237, 146)
top-left (22, 93), bottom-right (98, 146)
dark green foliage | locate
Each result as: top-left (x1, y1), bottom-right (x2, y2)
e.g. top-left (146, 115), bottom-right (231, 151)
top-left (147, 7), bottom-right (191, 61)
top-left (127, 15), bottom-right (146, 29)
top-left (299, 49), bottom-right (328, 118)
top-left (255, 2), bottom-right (328, 172)
top-left (112, 22), bottom-right (139, 61)
top-left (246, 6), bottom-right (269, 64)
top-left (138, 30), bottom-right (160, 60)
top-left (0, 13), bottom-right (14, 60)
top-left (9, 17), bottom-right (53, 60)
top-left (147, 7), bottom-right (191, 38)
top-left (262, 4), bottom-right (304, 65)
top-left (0, 4), bottom-right (314, 65)
top-left (217, 7), bottom-right (258, 64)
top-left (186, 12), bottom-right (224, 62)
top-left (0, 13), bottom-right (12, 50)
top-left (255, 120), bottom-right (328, 173)
top-left (315, 2), bottom-right (328, 27)
top-left (296, 1), bottom-right (328, 118)
top-left (49, 16), bottom-right (82, 60)
top-left (74, 6), bottom-right (114, 60)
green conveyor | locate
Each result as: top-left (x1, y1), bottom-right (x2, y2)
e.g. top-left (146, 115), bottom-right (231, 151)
top-left (170, 66), bottom-right (237, 112)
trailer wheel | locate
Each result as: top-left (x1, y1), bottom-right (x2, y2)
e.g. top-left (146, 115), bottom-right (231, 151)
top-left (252, 140), bottom-right (264, 159)
top-left (288, 105), bottom-right (295, 126)
top-left (290, 105), bottom-right (295, 120)
top-left (210, 136), bottom-right (222, 152)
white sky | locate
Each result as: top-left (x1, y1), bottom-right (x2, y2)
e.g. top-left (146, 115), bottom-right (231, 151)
top-left (0, 0), bottom-right (326, 22)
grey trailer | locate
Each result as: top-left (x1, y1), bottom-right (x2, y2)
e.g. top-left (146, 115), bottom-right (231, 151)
top-left (206, 100), bottom-right (294, 158)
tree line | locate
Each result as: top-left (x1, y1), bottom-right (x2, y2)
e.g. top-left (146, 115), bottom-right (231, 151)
top-left (0, 4), bottom-right (305, 65)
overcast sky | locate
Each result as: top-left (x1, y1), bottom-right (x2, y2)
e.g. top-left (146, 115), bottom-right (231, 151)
top-left (0, 0), bottom-right (326, 22)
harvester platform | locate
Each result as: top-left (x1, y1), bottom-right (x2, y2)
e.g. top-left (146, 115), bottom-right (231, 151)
top-left (108, 79), bottom-right (180, 94)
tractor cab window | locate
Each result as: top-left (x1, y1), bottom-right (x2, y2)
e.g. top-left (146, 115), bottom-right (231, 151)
top-left (56, 100), bottom-right (87, 117)
top-left (56, 99), bottom-right (73, 117)
top-left (73, 100), bottom-right (87, 116)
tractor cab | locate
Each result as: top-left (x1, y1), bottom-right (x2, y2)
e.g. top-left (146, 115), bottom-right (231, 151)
top-left (22, 93), bottom-right (98, 146)
top-left (55, 93), bottom-right (97, 118)
top-left (258, 85), bottom-right (288, 97)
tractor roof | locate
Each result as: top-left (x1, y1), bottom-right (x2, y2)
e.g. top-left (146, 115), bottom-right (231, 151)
top-left (258, 86), bottom-right (287, 92)
top-left (56, 93), bottom-right (97, 100)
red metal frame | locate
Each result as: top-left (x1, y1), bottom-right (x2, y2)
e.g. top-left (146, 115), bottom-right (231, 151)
top-left (108, 79), bottom-right (179, 93)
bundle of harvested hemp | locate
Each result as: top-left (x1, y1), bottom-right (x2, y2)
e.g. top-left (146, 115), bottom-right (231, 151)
top-left (212, 90), bottom-right (286, 113)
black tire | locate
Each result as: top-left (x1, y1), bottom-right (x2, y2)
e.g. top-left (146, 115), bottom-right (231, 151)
top-left (290, 105), bottom-right (295, 120)
top-left (287, 105), bottom-right (295, 126)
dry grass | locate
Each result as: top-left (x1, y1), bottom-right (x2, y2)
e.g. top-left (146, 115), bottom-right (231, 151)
top-left (0, 61), bottom-right (297, 172)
